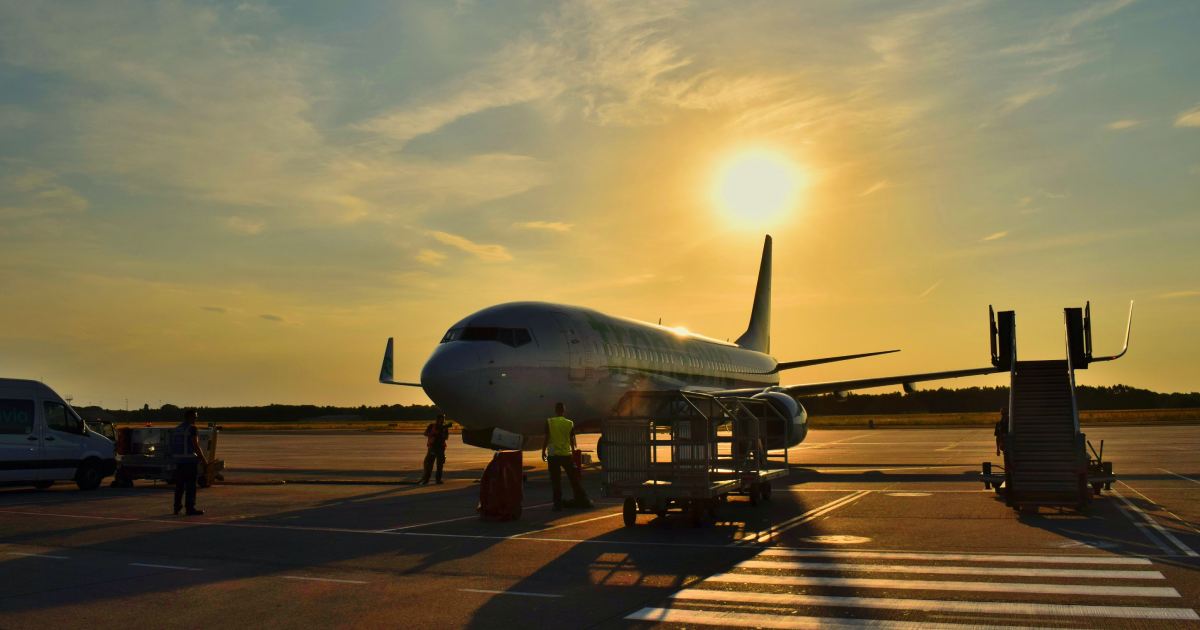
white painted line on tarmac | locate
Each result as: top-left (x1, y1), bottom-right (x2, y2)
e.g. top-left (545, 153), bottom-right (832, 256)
top-left (512, 510), bottom-right (623, 537)
top-left (0, 508), bottom-right (1175, 563)
top-left (281, 575), bottom-right (368, 584)
top-left (458, 588), bottom-right (562, 598)
top-left (806, 460), bottom-right (964, 470)
top-left (1119, 480), bottom-right (1200, 538)
top-left (788, 488), bottom-right (985, 494)
top-left (1113, 486), bottom-right (1198, 557)
top-left (626, 607), bottom-right (1036, 629)
top-left (738, 491), bottom-right (870, 544)
top-left (758, 548), bottom-right (1153, 565)
top-left (6, 551), bottom-right (69, 560)
top-left (735, 559), bottom-right (1165, 580)
top-left (129, 562), bottom-right (202, 571)
top-left (669, 589), bottom-right (1200, 621)
top-left (704, 572), bottom-right (1181, 597)
top-left (1158, 468), bottom-right (1200, 485)
top-left (378, 502), bottom-right (557, 532)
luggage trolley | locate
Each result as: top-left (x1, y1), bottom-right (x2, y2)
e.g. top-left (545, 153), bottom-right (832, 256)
top-left (601, 391), bottom-right (790, 527)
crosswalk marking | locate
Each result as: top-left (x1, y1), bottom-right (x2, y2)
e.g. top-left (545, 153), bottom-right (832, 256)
top-left (704, 572), bottom-right (1181, 597)
top-left (626, 607), bottom-right (1043, 629)
top-left (758, 548), bottom-right (1153, 565)
top-left (668, 589), bottom-right (1200, 621)
top-left (626, 546), bottom-right (1199, 627)
top-left (735, 559), bottom-right (1165, 580)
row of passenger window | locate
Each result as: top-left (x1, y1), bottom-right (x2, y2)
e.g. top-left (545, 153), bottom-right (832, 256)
top-left (440, 327), bottom-right (534, 347)
top-left (600, 343), bottom-right (746, 374)
top-left (0, 398), bottom-right (82, 435)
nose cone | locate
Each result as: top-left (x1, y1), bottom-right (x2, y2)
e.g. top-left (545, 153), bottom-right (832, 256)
top-left (420, 344), bottom-right (490, 426)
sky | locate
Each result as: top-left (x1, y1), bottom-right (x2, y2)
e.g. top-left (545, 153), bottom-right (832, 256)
top-left (1, 0), bottom-right (1197, 408)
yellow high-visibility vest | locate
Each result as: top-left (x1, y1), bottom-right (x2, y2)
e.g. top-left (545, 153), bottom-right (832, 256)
top-left (546, 416), bottom-right (574, 457)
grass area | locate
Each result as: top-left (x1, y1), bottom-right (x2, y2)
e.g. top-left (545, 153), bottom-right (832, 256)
top-left (809, 408), bottom-right (1200, 429)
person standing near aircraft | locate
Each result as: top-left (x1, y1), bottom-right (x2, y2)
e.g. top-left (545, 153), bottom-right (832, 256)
top-left (170, 409), bottom-right (208, 516)
top-left (420, 413), bottom-right (450, 484)
top-left (542, 402), bottom-right (592, 511)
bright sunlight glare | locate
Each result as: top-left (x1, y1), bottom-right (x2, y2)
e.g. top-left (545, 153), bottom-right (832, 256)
top-left (713, 148), bottom-right (804, 227)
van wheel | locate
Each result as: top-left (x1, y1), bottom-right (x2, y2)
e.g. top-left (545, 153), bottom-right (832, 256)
top-left (32, 481), bottom-right (53, 490)
top-left (76, 461), bottom-right (102, 491)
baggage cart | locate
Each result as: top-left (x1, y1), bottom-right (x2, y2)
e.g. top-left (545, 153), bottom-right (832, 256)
top-left (601, 391), bottom-right (790, 527)
top-left (112, 424), bottom-right (225, 488)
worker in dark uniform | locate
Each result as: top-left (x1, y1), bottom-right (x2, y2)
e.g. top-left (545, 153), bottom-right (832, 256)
top-left (419, 414), bottom-right (450, 484)
top-left (541, 402), bottom-right (592, 511)
top-left (170, 409), bottom-right (208, 516)
top-left (994, 406), bottom-right (1009, 456)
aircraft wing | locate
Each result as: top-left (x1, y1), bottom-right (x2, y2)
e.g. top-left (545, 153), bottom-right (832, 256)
top-left (711, 365), bottom-right (1003, 398)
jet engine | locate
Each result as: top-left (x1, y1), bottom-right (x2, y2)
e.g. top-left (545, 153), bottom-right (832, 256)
top-left (753, 391), bottom-right (808, 449)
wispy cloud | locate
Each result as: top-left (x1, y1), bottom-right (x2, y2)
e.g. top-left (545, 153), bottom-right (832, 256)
top-left (430, 231), bottom-right (513, 262)
top-left (222, 216), bottom-right (265, 235)
top-left (1158, 290), bottom-right (1200, 299)
top-left (918, 280), bottom-right (943, 299)
top-left (981, 231), bottom-right (1009, 242)
top-left (200, 306), bottom-right (227, 314)
top-left (0, 167), bottom-right (88, 219)
top-left (415, 249), bottom-right (447, 266)
top-left (1106, 119), bottom-right (1141, 130)
top-left (859, 180), bottom-right (891, 197)
top-left (515, 220), bottom-right (572, 232)
top-left (259, 314), bottom-right (284, 322)
top-left (1175, 105), bottom-right (1200, 128)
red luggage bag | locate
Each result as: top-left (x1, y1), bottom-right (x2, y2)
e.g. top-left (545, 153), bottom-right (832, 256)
top-left (478, 450), bottom-right (523, 521)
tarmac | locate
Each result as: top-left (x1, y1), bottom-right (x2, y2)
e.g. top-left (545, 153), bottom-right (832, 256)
top-left (0, 424), bottom-right (1197, 628)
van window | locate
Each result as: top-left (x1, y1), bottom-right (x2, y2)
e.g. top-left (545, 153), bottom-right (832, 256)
top-left (0, 399), bottom-right (35, 435)
top-left (45, 401), bottom-right (82, 434)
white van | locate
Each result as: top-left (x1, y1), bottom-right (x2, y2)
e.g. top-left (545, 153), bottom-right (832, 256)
top-left (0, 378), bottom-right (117, 490)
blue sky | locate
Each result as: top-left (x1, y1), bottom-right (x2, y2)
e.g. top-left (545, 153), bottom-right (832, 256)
top-left (1, 1), bottom-right (1197, 406)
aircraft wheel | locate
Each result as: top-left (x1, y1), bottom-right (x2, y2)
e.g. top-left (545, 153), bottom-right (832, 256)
top-left (622, 498), bottom-right (637, 527)
top-left (760, 481), bottom-right (772, 502)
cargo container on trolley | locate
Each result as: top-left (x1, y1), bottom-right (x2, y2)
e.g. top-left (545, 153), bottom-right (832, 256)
top-left (601, 390), bottom-right (790, 527)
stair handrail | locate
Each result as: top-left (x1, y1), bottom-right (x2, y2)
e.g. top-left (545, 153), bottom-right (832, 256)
top-left (1006, 319), bottom-right (1017, 434)
top-left (1064, 314), bottom-right (1082, 437)
top-left (1091, 300), bottom-right (1134, 363)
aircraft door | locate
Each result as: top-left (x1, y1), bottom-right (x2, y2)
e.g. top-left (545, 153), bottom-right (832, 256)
top-left (552, 313), bottom-right (592, 381)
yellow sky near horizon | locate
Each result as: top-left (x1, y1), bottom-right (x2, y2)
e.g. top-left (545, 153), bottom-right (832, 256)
top-left (1, 1), bottom-right (1197, 408)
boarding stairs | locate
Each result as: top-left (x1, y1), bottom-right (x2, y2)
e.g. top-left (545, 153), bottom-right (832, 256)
top-left (1005, 360), bottom-right (1088, 509)
top-left (984, 302), bottom-right (1132, 512)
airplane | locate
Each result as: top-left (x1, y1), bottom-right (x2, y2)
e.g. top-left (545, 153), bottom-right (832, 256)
top-left (379, 235), bottom-right (1003, 451)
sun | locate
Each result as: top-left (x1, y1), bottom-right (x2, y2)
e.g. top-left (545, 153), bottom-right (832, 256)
top-left (712, 148), bottom-right (804, 226)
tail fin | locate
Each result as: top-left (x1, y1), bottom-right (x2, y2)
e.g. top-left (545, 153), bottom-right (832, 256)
top-left (735, 235), bottom-right (772, 353)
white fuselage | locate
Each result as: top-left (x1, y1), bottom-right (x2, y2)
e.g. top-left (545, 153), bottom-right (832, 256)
top-left (420, 302), bottom-right (779, 437)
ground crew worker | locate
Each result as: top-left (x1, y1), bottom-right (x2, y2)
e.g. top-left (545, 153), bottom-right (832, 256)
top-left (170, 409), bottom-right (208, 516)
top-left (994, 406), bottom-right (1009, 456)
top-left (541, 402), bottom-right (592, 511)
top-left (419, 414), bottom-right (450, 484)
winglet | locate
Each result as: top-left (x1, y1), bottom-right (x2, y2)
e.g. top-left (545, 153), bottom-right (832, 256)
top-left (379, 337), bottom-right (422, 387)
top-left (735, 235), bottom-right (772, 353)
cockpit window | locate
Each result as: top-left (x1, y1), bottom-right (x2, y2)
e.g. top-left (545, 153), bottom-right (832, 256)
top-left (440, 327), bottom-right (532, 347)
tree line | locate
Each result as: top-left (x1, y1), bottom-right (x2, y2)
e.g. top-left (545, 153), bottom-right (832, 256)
top-left (76, 384), bottom-right (1198, 423)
